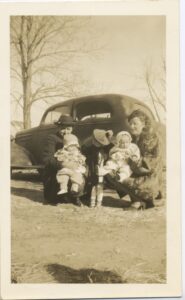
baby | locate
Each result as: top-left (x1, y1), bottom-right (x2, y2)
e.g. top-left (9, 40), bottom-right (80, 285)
top-left (54, 134), bottom-right (86, 195)
top-left (101, 131), bottom-right (140, 182)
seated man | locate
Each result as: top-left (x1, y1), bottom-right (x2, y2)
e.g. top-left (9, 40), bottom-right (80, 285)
top-left (42, 115), bottom-right (85, 206)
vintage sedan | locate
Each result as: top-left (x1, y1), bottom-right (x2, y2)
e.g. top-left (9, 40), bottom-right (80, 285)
top-left (11, 94), bottom-right (164, 170)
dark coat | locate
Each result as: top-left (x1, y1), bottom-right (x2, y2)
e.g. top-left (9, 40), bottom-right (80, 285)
top-left (81, 137), bottom-right (114, 186)
top-left (42, 133), bottom-right (64, 204)
top-left (105, 128), bottom-right (163, 207)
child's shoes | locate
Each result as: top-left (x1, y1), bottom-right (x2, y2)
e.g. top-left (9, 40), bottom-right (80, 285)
top-left (57, 189), bottom-right (67, 195)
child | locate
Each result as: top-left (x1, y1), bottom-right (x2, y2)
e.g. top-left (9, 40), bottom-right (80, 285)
top-left (100, 131), bottom-right (141, 182)
top-left (81, 129), bottom-right (114, 208)
top-left (54, 134), bottom-right (86, 195)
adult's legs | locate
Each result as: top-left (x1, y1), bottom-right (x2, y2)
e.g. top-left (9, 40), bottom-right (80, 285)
top-left (104, 174), bottom-right (128, 198)
top-left (43, 174), bottom-right (59, 205)
top-left (105, 174), bottom-right (154, 209)
top-left (104, 174), bottom-right (131, 208)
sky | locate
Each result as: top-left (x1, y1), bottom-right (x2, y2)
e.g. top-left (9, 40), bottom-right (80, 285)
top-left (11, 16), bottom-right (165, 127)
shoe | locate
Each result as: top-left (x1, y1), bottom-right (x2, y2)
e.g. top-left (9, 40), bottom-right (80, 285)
top-left (75, 198), bottom-right (83, 207)
top-left (57, 189), bottom-right (67, 195)
top-left (155, 190), bottom-right (163, 200)
top-left (131, 201), bottom-right (146, 210)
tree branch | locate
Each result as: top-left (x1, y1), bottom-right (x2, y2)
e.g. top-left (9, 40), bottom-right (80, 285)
top-left (149, 83), bottom-right (166, 110)
top-left (11, 93), bottom-right (23, 109)
top-left (145, 70), bottom-right (161, 121)
top-left (11, 67), bottom-right (22, 80)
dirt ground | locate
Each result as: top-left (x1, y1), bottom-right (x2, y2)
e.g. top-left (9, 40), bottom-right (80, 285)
top-left (11, 171), bottom-right (166, 284)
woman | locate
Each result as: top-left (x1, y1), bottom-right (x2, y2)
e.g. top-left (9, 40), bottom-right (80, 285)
top-left (81, 129), bottom-right (114, 207)
top-left (42, 115), bottom-right (84, 206)
top-left (103, 109), bottom-right (164, 209)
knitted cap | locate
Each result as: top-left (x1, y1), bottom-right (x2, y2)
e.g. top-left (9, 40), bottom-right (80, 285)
top-left (63, 134), bottom-right (79, 148)
top-left (116, 131), bottom-right (132, 143)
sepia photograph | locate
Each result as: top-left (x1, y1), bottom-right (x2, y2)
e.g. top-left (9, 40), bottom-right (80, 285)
top-left (0, 1), bottom-right (181, 299)
top-left (10, 14), bottom-right (166, 284)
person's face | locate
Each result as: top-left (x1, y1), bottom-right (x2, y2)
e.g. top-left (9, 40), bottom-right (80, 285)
top-left (67, 144), bottom-right (79, 152)
top-left (129, 117), bottom-right (145, 136)
top-left (59, 126), bottom-right (73, 137)
top-left (118, 135), bottom-right (130, 149)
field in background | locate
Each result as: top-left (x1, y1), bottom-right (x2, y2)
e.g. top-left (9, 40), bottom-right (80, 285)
top-left (11, 171), bottom-right (166, 284)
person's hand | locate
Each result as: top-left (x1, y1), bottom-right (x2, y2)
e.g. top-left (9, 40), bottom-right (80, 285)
top-left (109, 169), bottom-right (118, 178)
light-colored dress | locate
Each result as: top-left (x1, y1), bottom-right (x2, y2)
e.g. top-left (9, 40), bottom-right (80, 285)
top-left (104, 143), bottom-right (140, 182)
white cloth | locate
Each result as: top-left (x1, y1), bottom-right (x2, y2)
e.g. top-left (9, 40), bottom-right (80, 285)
top-left (102, 143), bottom-right (140, 182)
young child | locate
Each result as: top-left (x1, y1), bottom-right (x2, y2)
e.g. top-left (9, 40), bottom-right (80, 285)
top-left (54, 134), bottom-right (86, 195)
top-left (100, 131), bottom-right (141, 182)
top-left (81, 129), bottom-right (114, 208)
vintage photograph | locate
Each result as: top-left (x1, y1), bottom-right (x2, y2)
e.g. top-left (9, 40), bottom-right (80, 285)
top-left (10, 15), bottom-right (166, 284)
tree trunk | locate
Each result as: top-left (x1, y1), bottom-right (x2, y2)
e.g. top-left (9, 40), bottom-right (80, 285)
top-left (20, 16), bottom-right (32, 129)
top-left (24, 104), bottom-right (31, 129)
top-left (23, 66), bottom-right (32, 129)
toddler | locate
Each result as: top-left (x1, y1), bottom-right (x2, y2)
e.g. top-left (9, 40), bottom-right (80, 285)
top-left (54, 134), bottom-right (86, 195)
top-left (101, 131), bottom-right (140, 182)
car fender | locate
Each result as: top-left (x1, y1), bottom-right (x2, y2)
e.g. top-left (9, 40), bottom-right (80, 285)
top-left (11, 141), bottom-right (35, 168)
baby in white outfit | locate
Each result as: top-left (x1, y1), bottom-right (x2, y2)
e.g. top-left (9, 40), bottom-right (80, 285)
top-left (101, 131), bottom-right (140, 182)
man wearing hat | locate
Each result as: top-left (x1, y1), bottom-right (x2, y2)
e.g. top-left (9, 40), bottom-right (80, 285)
top-left (81, 129), bottom-right (114, 207)
top-left (42, 115), bottom-right (83, 206)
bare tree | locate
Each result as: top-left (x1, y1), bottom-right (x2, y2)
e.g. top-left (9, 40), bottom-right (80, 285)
top-left (11, 16), bottom-right (103, 128)
top-left (143, 58), bottom-right (166, 122)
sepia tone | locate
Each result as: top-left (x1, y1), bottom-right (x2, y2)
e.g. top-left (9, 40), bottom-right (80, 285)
top-left (10, 16), bottom-right (166, 284)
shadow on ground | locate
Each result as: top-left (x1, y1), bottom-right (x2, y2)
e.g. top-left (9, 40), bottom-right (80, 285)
top-left (103, 196), bottom-right (129, 208)
top-left (11, 185), bottom-right (128, 208)
top-left (47, 264), bottom-right (124, 283)
top-left (11, 171), bottom-right (41, 182)
top-left (11, 187), bottom-right (43, 203)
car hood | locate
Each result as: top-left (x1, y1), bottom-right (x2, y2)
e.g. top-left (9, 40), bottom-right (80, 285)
top-left (15, 126), bottom-right (40, 137)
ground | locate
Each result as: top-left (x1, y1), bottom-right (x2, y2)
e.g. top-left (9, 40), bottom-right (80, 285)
top-left (11, 171), bottom-right (166, 284)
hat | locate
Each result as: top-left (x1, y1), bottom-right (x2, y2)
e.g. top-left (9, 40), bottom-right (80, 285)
top-left (116, 131), bottom-right (132, 143)
top-left (63, 134), bottom-right (79, 148)
top-left (93, 129), bottom-right (113, 146)
top-left (55, 115), bottom-right (74, 126)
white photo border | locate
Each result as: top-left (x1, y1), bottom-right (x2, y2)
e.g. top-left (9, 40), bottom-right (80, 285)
top-left (0, 1), bottom-right (181, 299)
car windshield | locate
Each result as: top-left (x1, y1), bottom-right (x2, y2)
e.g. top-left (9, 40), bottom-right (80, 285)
top-left (43, 106), bottom-right (71, 124)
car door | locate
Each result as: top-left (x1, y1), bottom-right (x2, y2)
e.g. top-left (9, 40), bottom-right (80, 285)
top-left (31, 103), bottom-right (73, 164)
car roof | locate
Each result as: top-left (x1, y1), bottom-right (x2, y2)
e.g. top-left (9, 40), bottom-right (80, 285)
top-left (45, 93), bottom-right (151, 112)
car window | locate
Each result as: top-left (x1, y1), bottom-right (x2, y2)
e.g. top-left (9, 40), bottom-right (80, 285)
top-left (43, 106), bottom-right (71, 124)
top-left (75, 101), bottom-right (113, 122)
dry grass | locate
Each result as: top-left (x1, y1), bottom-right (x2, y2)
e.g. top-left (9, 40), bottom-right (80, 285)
top-left (11, 171), bottom-right (166, 284)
